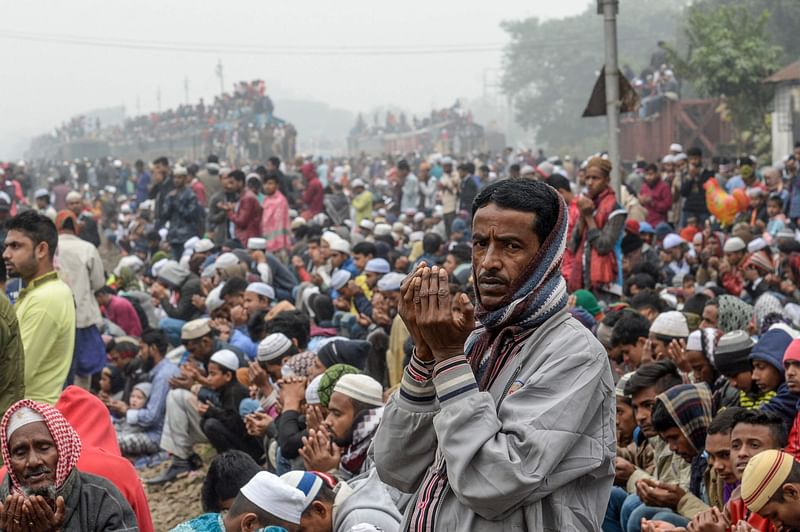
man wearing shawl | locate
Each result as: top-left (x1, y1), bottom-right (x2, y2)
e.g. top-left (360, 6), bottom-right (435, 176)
top-left (374, 178), bottom-right (616, 530)
top-left (0, 399), bottom-right (137, 531)
top-left (568, 156), bottom-right (627, 301)
top-left (626, 383), bottom-right (713, 529)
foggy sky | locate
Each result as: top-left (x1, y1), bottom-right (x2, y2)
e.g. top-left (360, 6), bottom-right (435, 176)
top-left (0, 0), bottom-right (591, 158)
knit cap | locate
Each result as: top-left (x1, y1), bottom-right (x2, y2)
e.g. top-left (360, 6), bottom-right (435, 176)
top-left (784, 338), bottom-right (800, 364)
top-left (714, 330), bottom-right (755, 377)
top-left (317, 364), bottom-right (361, 407)
top-left (649, 311), bottom-right (689, 339)
top-left (742, 450), bottom-right (795, 513)
top-left (749, 328), bottom-right (793, 374)
top-left (574, 289), bottom-right (601, 317)
top-left (257, 333), bottom-right (293, 363)
top-left (132, 382), bottom-right (152, 400)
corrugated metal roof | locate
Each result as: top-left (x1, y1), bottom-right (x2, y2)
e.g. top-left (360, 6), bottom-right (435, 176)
top-left (766, 60), bottom-right (800, 83)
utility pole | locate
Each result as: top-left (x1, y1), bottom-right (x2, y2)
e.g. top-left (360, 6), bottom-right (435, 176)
top-left (136, 95), bottom-right (141, 115)
top-left (215, 59), bottom-right (225, 95)
top-left (156, 87), bottom-right (162, 113)
top-left (184, 76), bottom-right (190, 105)
top-left (600, 0), bottom-right (621, 195)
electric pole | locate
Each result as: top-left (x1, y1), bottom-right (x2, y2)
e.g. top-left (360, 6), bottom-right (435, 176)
top-left (184, 76), bottom-right (190, 105)
top-left (215, 59), bottom-right (225, 95)
top-left (136, 95), bottom-right (141, 115)
top-left (156, 87), bottom-right (162, 113)
top-left (600, 0), bottom-right (621, 195)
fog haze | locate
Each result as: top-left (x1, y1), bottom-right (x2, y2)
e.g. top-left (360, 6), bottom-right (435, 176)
top-left (0, 0), bottom-right (591, 158)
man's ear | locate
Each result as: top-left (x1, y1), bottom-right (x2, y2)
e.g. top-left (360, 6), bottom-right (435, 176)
top-left (312, 500), bottom-right (329, 518)
top-left (239, 512), bottom-right (259, 531)
top-left (784, 483), bottom-right (800, 502)
top-left (636, 337), bottom-right (647, 348)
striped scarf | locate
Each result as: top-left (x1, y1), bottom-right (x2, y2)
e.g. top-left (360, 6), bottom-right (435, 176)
top-left (656, 383), bottom-right (713, 497)
top-left (465, 189), bottom-right (569, 390)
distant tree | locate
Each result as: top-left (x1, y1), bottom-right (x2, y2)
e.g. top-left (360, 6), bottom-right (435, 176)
top-left (665, 5), bottom-right (781, 154)
top-left (501, 0), bottom-right (684, 154)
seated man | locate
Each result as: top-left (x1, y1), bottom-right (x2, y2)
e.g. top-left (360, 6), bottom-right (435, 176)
top-left (0, 399), bottom-right (138, 531)
top-left (281, 469), bottom-right (401, 532)
top-left (170, 471), bottom-right (305, 532)
top-left (741, 450), bottom-right (800, 531)
top-left (299, 373), bottom-right (384, 480)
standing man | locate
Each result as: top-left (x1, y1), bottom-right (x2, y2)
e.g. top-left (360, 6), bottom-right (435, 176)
top-left (55, 210), bottom-right (106, 390)
top-left (3, 211), bottom-right (76, 404)
top-left (65, 191), bottom-right (100, 247)
top-left (568, 157), bottom-right (627, 301)
top-left (33, 189), bottom-right (57, 221)
top-left (223, 170), bottom-right (262, 246)
top-left (438, 157), bottom-right (461, 237)
top-left (398, 160), bottom-right (419, 213)
top-left (260, 173), bottom-right (291, 256)
top-left (374, 179), bottom-right (615, 530)
top-left (133, 159), bottom-right (151, 208)
top-left (159, 165), bottom-right (203, 259)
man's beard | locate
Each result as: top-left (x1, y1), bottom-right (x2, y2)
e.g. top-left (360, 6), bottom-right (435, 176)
top-left (21, 483), bottom-right (57, 502)
top-left (331, 427), bottom-right (353, 448)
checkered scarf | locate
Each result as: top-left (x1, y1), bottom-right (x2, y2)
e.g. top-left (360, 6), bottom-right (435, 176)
top-left (0, 400), bottom-right (82, 493)
top-left (656, 383), bottom-right (713, 497)
top-left (339, 406), bottom-right (383, 479)
top-left (466, 188), bottom-right (569, 390)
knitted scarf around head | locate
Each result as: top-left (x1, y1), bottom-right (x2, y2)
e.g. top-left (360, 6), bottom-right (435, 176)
top-left (1, 400), bottom-right (82, 493)
top-left (466, 190), bottom-right (569, 391)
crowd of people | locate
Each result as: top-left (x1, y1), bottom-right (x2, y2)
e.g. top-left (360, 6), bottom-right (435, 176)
top-left (2, 136), bottom-right (800, 531)
top-left (32, 80), bottom-right (298, 167)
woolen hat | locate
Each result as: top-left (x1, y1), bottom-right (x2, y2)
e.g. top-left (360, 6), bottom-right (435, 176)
top-left (621, 234), bottom-right (644, 255)
top-left (132, 382), bottom-right (152, 400)
top-left (714, 330), bottom-right (755, 376)
top-left (638, 221), bottom-right (655, 234)
top-left (749, 328), bottom-right (793, 374)
top-left (649, 311), bottom-right (689, 338)
top-left (333, 373), bottom-right (384, 407)
top-left (784, 338), bottom-right (800, 364)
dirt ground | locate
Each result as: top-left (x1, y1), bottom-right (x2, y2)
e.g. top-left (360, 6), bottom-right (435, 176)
top-left (139, 462), bottom-right (207, 530)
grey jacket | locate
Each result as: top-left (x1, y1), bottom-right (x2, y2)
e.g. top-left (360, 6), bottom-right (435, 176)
top-left (0, 469), bottom-right (138, 531)
top-left (334, 469), bottom-right (401, 532)
top-left (373, 311), bottom-right (616, 531)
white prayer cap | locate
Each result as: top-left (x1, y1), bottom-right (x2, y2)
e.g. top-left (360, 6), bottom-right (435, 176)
top-left (257, 333), bottom-right (293, 363)
top-left (330, 269), bottom-right (351, 290)
top-left (674, 153), bottom-right (688, 162)
top-left (194, 239), bottom-right (215, 254)
top-left (661, 155), bottom-right (675, 164)
top-left (686, 330), bottom-right (703, 352)
top-left (374, 223), bottom-right (392, 236)
top-left (662, 233), bottom-right (685, 250)
top-left (669, 143), bottom-right (684, 153)
top-left (334, 374), bottom-right (384, 407)
top-left (351, 178), bottom-right (365, 189)
top-left (280, 471), bottom-right (324, 510)
top-left (365, 258), bottom-right (390, 274)
top-left (247, 237), bottom-right (267, 250)
top-left (6, 407), bottom-right (44, 439)
top-left (359, 219), bottom-right (375, 231)
top-left (413, 212), bottom-right (425, 223)
top-left (206, 286), bottom-right (224, 313)
top-left (210, 349), bottom-right (239, 372)
top-left (215, 252), bottom-right (239, 269)
top-left (305, 374), bottom-right (323, 405)
top-left (377, 272), bottom-right (405, 292)
top-left (66, 191), bottom-right (82, 202)
top-left (329, 239), bottom-right (351, 255)
top-left (34, 188), bottom-right (49, 199)
top-left (151, 258), bottom-right (169, 277)
top-left (240, 471), bottom-right (306, 525)
top-left (246, 282), bottom-right (275, 301)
